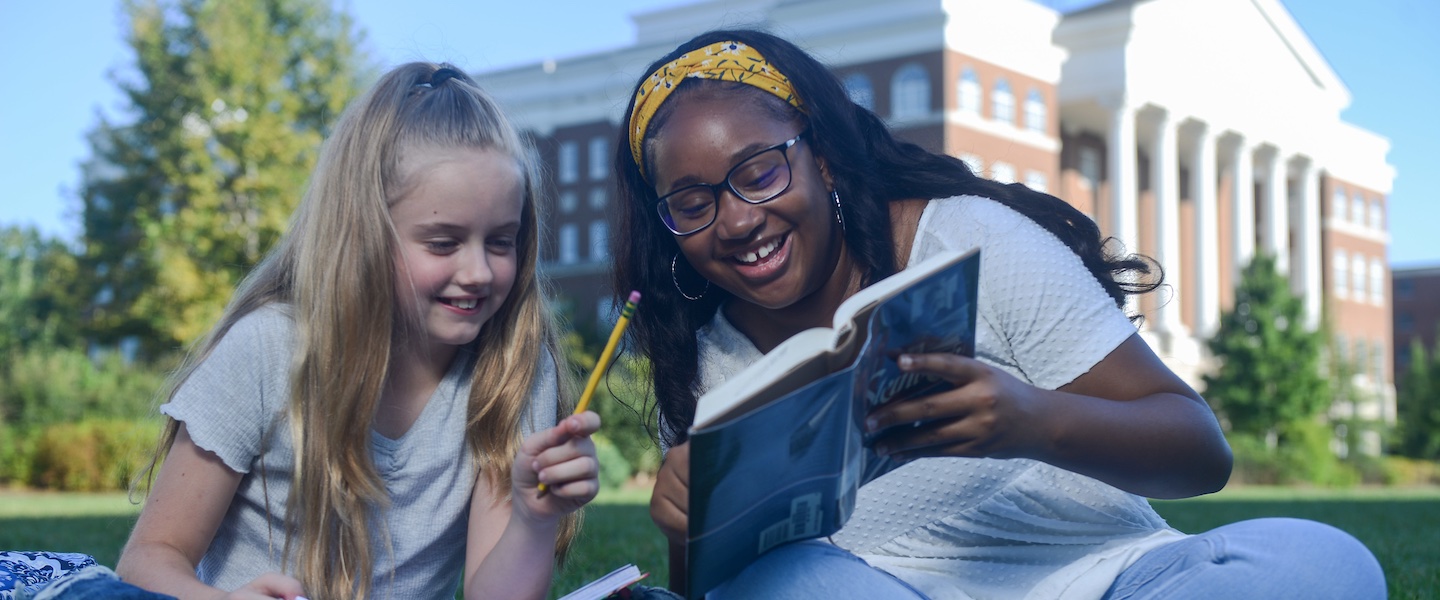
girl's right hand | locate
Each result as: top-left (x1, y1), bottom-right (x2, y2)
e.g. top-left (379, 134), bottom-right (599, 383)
top-left (649, 441), bottom-right (690, 545)
top-left (226, 572), bottom-right (305, 600)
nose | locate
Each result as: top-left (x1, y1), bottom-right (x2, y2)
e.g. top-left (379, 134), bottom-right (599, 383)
top-left (711, 188), bottom-right (764, 241)
top-left (456, 246), bottom-right (494, 289)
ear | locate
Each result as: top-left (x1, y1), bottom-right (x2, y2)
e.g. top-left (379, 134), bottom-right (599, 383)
top-left (814, 154), bottom-right (836, 191)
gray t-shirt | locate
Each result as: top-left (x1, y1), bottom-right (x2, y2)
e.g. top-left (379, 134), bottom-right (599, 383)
top-left (161, 304), bottom-right (558, 600)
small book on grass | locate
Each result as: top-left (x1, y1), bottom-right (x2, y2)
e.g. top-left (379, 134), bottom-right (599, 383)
top-left (685, 247), bottom-right (980, 599)
top-left (557, 563), bottom-right (648, 600)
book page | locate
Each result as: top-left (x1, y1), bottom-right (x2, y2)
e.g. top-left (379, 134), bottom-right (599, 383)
top-left (693, 327), bottom-right (835, 428)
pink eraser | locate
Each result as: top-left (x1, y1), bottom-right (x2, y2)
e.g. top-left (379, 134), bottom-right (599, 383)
top-left (628, 290), bottom-right (642, 303)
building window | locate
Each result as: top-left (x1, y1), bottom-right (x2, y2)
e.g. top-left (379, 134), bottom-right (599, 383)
top-left (588, 136), bottom-right (608, 180)
top-left (891, 63), bottom-right (930, 119)
top-left (1398, 312), bottom-right (1415, 334)
top-left (1351, 192), bottom-right (1366, 226)
top-left (1397, 279), bottom-right (1414, 299)
top-left (992, 78), bottom-right (1014, 124)
top-left (558, 191), bottom-right (577, 214)
top-left (558, 223), bottom-right (578, 264)
top-left (1351, 253), bottom-right (1366, 299)
top-left (588, 188), bottom-right (606, 211)
top-left (1368, 199), bottom-right (1383, 230)
top-left (1335, 334), bottom-right (1348, 364)
top-left (1078, 146), bottom-right (1101, 186)
top-left (957, 67), bottom-right (980, 115)
top-left (843, 73), bottom-right (874, 111)
top-left (1369, 258), bottom-right (1384, 305)
top-left (990, 161), bottom-right (1015, 184)
top-left (1333, 250), bottom-right (1348, 299)
top-left (959, 153), bottom-right (983, 175)
top-left (1024, 89), bottom-right (1046, 133)
top-left (589, 220), bottom-right (608, 261)
top-left (1354, 340), bottom-right (1368, 378)
top-left (1025, 170), bottom-right (1048, 193)
top-left (1332, 187), bottom-right (1347, 221)
top-left (558, 141), bottom-right (578, 184)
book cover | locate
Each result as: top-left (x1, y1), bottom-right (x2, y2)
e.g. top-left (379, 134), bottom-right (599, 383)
top-left (685, 248), bottom-right (980, 598)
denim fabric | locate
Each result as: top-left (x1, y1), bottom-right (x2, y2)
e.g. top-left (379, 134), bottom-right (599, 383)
top-left (707, 540), bottom-right (929, 600)
top-left (1103, 518), bottom-right (1386, 600)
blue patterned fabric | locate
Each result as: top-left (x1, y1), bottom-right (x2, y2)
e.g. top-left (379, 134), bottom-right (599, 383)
top-left (0, 552), bottom-right (95, 600)
top-left (0, 553), bottom-right (173, 600)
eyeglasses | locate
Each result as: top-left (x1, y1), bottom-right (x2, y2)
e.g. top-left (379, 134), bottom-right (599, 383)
top-left (655, 131), bottom-right (806, 236)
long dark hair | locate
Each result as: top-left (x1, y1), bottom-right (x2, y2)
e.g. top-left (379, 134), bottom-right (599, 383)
top-left (612, 30), bottom-right (1159, 447)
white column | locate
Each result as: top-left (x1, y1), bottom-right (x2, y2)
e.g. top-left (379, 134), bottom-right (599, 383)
top-left (1262, 147), bottom-right (1290, 274)
top-left (1190, 122), bottom-right (1219, 337)
top-left (1295, 158), bottom-right (1322, 329)
top-left (1107, 99), bottom-right (1138, 251)
top-left (1150, 109), bottom-right (1184, 337)
top-left (1107, 99), bottom-right (1139, 315)
top-left (1230, 135), bottom-right (1255, 278)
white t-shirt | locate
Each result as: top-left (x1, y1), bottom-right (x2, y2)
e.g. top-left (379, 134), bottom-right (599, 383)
top-left (693, 196), bottom-right (1186, 600)
top-left (161, 304), bottom-right (558, 600)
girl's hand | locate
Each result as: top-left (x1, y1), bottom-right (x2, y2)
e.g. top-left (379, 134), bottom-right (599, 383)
top-left (649, 441), bottom-right (690, 546)
top-left (225, 572), bottom-right (306, 600)
top-left (864, 353), bottom-right (1048, 462)
top-left (512, 411), bottom-right (601, 522)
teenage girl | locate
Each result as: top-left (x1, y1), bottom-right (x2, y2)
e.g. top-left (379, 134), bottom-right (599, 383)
top-left (613, 30), bottom-right (1384, 600)
top-left (116, 62), bottom-right (600, 600)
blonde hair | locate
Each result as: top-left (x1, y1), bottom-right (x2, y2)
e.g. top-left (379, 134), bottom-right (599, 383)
top-left (137, 62), bottom-right (577, 599)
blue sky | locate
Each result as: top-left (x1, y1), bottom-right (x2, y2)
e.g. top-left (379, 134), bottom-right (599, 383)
top-left (2, 0), bottom-right (1436, 266)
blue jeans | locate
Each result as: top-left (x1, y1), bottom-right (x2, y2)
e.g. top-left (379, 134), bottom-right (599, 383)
top-left (707, 518), bottom-right (1384, 599)
top-left (1103, 517), bottom-right (1385, 599)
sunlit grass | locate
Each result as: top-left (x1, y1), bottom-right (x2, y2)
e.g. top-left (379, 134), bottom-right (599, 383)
top-left (3, 485), bottom-right (1436, 598)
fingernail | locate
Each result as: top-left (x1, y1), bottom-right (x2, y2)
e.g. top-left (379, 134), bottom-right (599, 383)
top-left (865, 417), bottom-right (878, 432)
top-left (898, 355), bottom-right (913, 369)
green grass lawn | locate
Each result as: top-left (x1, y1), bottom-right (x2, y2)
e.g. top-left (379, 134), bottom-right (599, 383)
top-left (3, 485), bottom-right (1437, 598)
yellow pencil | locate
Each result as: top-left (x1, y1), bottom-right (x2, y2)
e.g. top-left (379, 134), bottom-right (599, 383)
top-left (538, 290), bottom-right (641, 498)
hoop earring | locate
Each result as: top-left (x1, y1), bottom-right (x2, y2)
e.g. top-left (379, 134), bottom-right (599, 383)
top-left (671, 253), bottom-right (709, 301)
top-left (831, 189), bottom-right (846, 232)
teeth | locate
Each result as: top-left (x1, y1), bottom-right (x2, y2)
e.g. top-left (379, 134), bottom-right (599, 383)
top-left (453, 298), bottom-right (477, 310)
top-left (736, 239), bottom-right (781, 264)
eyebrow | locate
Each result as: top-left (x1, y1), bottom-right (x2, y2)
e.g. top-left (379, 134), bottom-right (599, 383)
top-left (409, 220), bottom-right (522, 236)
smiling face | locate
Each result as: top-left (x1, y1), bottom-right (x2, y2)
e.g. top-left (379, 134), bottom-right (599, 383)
top-left (648, 92), bottom-right (850, 318)
top-left (390, 147), bottom-right (523, 359)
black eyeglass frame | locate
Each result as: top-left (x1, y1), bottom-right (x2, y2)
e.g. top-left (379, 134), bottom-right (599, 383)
top-left (654, 130), bottom-right (808, 236)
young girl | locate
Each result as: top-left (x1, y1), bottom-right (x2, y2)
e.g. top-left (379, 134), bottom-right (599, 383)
top-left (613, 31), bottom-right (1385, 599)
top-left (116, 63), bottom-right (600, 600)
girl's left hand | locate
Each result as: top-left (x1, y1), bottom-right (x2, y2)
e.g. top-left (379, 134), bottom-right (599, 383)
top-left (864, 353), bottom-right (1049, 462)
top-left (512, 411), bottom-right (601, 522)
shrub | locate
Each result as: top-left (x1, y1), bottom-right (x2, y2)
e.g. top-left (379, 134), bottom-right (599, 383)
top-left (1, 346), bottom-right (167, 429)
top-left (592, 434), bottom-right (632, 490)
top-left (0, 425), bottom-right (35, 484)
top-left (28, 419), bottom-right (160, 491)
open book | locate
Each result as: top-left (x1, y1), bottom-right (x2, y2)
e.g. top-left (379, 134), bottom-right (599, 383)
top-left (557, 563), bottom-right (647, 600)
top-left (685, 248), bottom-right (980, 598)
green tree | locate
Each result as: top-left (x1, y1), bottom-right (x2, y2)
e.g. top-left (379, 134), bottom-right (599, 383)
top-left (0, 226), bottom-right (84, 354)
top-left (1397, 339), bottom-right (1440, 460)
top-left (78, 0), bottom-right (367, 357)
top-left (1204, 254), bottom-right (1332, 442)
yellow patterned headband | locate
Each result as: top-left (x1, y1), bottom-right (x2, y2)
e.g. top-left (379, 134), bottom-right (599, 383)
top-left (628, 41), bottom-right (804, 180)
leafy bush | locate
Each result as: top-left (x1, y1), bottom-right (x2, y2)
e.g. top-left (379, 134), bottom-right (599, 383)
top-left (592, 434), bottom-right (632, 490)
top-left (1227, 426), bottom-right (1359, 487)
top-left (0, 425), bottom-right (35, 484)
top-left (28, 419), bottom-right (160, 491)
top-left (1, 345), bottom-right (167, 429)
